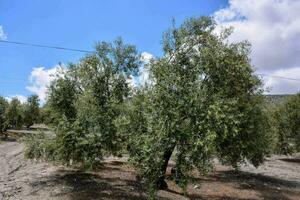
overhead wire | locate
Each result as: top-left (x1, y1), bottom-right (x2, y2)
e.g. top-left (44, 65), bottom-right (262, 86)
top-left (0, 39), bottom-right (300, 83)
top-left (0, 40), bottom-right (95, 53)
top-left (257, 73), bottom-right (300, 82)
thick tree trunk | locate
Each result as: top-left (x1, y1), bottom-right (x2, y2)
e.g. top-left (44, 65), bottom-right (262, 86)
top-left (156, 144), bottom-right (176, 189)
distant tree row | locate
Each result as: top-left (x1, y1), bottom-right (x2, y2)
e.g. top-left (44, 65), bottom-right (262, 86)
top-left (0, 95), bottom-right (40, 137)
top-left (267, 94), bottom-right (300, 154)
top-left (24, 16), bottom-right (300, 197)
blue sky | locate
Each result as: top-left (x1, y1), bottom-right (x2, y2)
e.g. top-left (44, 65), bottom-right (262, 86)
top-left (1, 0), bottom-right (300, 102)
top-left (0, 0), bottom-right (227, 100)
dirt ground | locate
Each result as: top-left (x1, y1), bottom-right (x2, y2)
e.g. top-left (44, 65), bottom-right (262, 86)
top-left (1, 138), bottom-right (300, 200)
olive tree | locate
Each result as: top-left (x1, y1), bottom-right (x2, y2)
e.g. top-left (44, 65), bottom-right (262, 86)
top-left (0, 96), bottom-right (9, 138)
top-left (6, 98), bottom-right (24, 129)
top-left (47, 66), bottom-right (78, 123)
top-left (275, 93), bottom-right (300, 153)
top-left (116, 17), bottom-right (272, 191)
top-left (23, 95), bottom-right (40, 128)
top-left (42, 38), bottom-right (140, 168)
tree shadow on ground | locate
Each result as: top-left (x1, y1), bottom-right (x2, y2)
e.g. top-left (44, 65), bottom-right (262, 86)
top-left (27, 159), bottom-right (300, 200)
top-left (0, 136), bottom-right (17, 142)
top-left (184, 170), bottom-right (300, 200)
top-left (30, 171), bottom-right (148, 200)
top-left (29, 161), bottom-right (169, 200)
top-left (280, 158), bottom-right (300, 164)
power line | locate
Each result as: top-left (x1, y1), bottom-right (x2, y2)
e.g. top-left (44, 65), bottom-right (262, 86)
top-left (0, 39), bottom-right (300, 83)
top-left (257, 73), bottom-right (300, 82)
top-left (0, 40), bottom-right (95, 53)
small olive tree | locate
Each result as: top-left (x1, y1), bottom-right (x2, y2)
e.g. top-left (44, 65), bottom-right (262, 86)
top-left (47, 66), bottom-right (78, 123)
top-left (6, 98), bottom-right (24, 129)
top-left (116, 17), bottom-right (272, 191)
top-left (38, 38), bottom-right (141, 168)
top-left (0, 96), bottom-right (9, 138)
top-left (23, 95), bottom-right (40, 128)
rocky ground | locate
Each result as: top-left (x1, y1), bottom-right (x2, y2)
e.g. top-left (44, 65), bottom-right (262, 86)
top-left (0, 137), bottom-right (300, 200)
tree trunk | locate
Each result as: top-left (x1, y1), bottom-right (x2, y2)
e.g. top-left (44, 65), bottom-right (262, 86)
top-left (26, 123), bottom-right (33, 129)
top-left (156, 144), bottom-right (176, 189)
top-left (4, 132), bottom-right (8, 140)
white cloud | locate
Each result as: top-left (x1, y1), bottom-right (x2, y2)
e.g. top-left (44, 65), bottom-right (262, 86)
top-left (141, 52), bottom-right (154, 63)
top-left (26, 65), bottom-right (64, 102)
top-left (5, 95), bottom-right (27, 104)
top-left (132, 64), bottom-right (151, 87)
top-left (138, 52), bottom-right (153, 86)
top-left (28, 53), bottom-right (153, 101)
top-left (128, 52), bottom-right (154, 88)
top-left (214, 0), bottom-right (300, 94)
top-left (0, 26), bottom-right (7, 40)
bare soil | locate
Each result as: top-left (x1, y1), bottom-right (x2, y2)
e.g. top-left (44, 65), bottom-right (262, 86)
top-left (1, 138), bottom-right (300, 200)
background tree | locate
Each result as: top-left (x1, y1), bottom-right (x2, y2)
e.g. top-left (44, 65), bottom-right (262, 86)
top-left (23, 95), bottom-right (40, 128)
top-left (38, 103), bottom-right (54, 125)
top-left (116, 16), bottom-right (272, 191)
top-left (275, 93), bottom-right (300, 153)
top-left (6, 98), bottom-right (24, 129)
top-left (0, 96), bottom-right (9, 138)
top-left (38, 38), bottom-right (141, 168)
top-left (47, 66), bottom-right (78, 123)
top-left (261, 100), bottom-right (280, 154)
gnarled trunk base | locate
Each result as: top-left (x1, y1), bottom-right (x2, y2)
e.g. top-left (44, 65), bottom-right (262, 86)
top-left (155, 144), bottom-right (176, 189)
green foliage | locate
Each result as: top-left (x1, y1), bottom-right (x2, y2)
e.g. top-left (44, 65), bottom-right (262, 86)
top-left (6, 98), bottom-right (24, 129)
top-left (0, 96), bottom-right (9, 134)
top-left (43, 38), bottom-right (141, 168)
top-left (23, 95), bottom-right (40, 128)
top-left (265, 94), bottom-right (290, 105)
top-left (115, 16), bottom-right (272, 191)
top-left (260, 98), bottom-right (281, 154)
top-left (24, 132), bottom-right (57, 161)
top-left (48, 67), bottom-right (78, 123)
top-left (275, 93), bottom-right (300, 153)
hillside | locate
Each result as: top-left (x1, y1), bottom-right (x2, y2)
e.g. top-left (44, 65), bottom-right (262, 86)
top-left (264, 94), bottom-right (293, 105)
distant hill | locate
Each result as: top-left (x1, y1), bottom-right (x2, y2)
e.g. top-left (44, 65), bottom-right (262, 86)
top-left (264, 94), bottom-right (293, 105)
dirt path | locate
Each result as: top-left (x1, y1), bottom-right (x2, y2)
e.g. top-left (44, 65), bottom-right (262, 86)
top-left (241, 154), bottom-right (300, 184)
top-left (0, 140), bottom-right (59, 200)
top-left (1, 140), bottom-right (300, 200)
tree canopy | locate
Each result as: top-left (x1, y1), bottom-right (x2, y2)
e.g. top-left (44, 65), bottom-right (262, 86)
top-left (0, 97), bottom-right (9, 134)
top-left (23, 95), bottom-right (40, 128)
top-left (5, 98), bottom-right (24, 129)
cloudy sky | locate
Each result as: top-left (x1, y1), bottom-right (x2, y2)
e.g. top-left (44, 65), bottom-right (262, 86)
top-left (214, 0), bottom-right (300, 94)
top-left (0, 0), bottom-right (299, 102)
